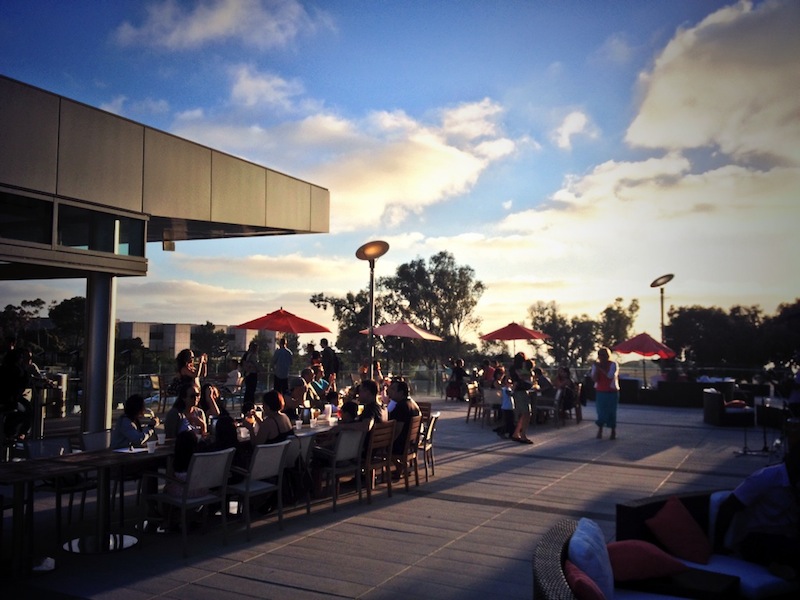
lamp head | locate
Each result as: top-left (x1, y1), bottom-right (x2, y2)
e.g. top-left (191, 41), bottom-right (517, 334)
top-left (650, 273), bottom-right (674, 288)
top-left (356, 240), bottom-right (390, 261)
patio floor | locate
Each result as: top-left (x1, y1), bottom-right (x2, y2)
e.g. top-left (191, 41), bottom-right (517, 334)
top-left (4, 396), bottom-right (779, 599)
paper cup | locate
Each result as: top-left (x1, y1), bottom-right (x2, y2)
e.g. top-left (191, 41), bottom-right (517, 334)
top-left (295, 420), bottom-right (303, 430)
top-left (157, 433), bottom-right (166, 445)
top-left (146, 440), bottom-right (157, 453)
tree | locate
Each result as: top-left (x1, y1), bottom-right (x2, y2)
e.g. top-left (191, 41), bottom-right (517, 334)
top-left (0, 298), bottom-right (47, 347)
top-left (527, 301), bottom-right (599, 367)
top-left (310, 289), bottom-right (373, 366)
top-left (192, 321), bottom-right (228, 360)
top-left (380, 251), bottom-right (485, 359)
top-left (598, 297), bottom-right (639, 348)
top-left (761, 299), bottom-right (800, 368)
top-left (48, 296), bottom-right (86, 353)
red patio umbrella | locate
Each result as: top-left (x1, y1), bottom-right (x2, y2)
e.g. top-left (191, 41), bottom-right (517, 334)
top-left (236, 308), bottom-right (331, 334)
top-left (480, 322), bottom-right (550, 353)
top-left (613, 332), bottom-right (676, 386)
top-left (360, 320), bottom-right (443, 375)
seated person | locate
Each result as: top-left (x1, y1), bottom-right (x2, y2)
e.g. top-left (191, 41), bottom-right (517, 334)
top-left (210, 414), bottom-right (250, 483)
top-left (387, 379), bottom-right (420, 456)
top-left (163, 430), bottom-right (207, 499)
top-left (111, 394), bottom-right (160, 449)
top-left (164, 381), bottom-right (207, 440)
top-left (535, 367), bottom-right (555, 397)
top-left (356, 380), bottom-right (387, 428)
top-left (224, 358), bottom-right (242, 394)
top-left (311, 365), bottom-right (330, 397)
top-left (715, 443), bottom-right (800, 578)
top-left (243, 390), bottom-right (294, 445)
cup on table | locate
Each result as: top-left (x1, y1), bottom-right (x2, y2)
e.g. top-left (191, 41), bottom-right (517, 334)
top-left (146, 440), bottom-right (157, 453)
top-left (156, 432), bottom-right (166, 445)
top-left (310, 418), bottom-right (317, 429)
top-left (328, 417), bottom-right (337, 427)
top-left (295, 419), bottom-right (303, 430)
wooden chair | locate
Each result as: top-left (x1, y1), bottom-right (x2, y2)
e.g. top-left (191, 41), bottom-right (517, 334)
top-left (152, 375), bottom-right (171, 414)
top-left (397, 415), bottom-right (422, 492)
top-left (465, 382), bottom-right (483, 423)
top-left (362, 420), bottom-right (396, 504)
top-left (143, 447), bottom-right (236, 557)
top-left (418, 412), bottom-right (440, 482)
top-left (228, 440), bottom-right (290, 540)
top-left (316, 428), bottom-right (366, 511)
top-left (533, 391), bottom-right (561, 427)
top-left (560, 383), bottom-right (582, 424)
top-left (417, 401), bottom-right (432, 447)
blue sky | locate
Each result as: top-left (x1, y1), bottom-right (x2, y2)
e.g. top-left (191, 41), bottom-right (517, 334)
top-left (1, 0), bottom-right (798, 348)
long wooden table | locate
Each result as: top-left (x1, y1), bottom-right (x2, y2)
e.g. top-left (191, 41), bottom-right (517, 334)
top-left (0, 444), bottom-right (171, 574)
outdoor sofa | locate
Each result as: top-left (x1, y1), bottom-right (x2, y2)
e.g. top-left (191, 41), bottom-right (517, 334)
top-left (532, 490), bottom-right (799, 599)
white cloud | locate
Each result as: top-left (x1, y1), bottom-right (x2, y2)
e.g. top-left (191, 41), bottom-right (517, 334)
top-left (100, 95), bottom-right (127, 114)
top-left (627, 0), bottom-right (800, 165)
top-left (172, 96), bottom-right (519, 233)
top-left (551, 110), bottom-right (597, 150)
top-left (229, 64), bottom-right (304, 111)
top-left (592, 32), bottom-right (635, 65)
top-left (114, 0), bottom-right (332, 50)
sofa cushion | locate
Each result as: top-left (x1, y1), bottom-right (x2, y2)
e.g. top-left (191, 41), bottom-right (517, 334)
top-left (568, 518), bottom-right (615, 599)
top-left (564, 559), bottom-right (607, 600)
top-left (607, 540), bottom-right (688, 581)
top-left (683, 554), bottom-right (800, 600)
top-left (645, 496), bottom-right (712, 564)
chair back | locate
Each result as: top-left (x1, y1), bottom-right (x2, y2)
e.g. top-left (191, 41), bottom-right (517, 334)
top-left (423, 413), bottom-right (440, 448)
top-left (333, 428), bottom-right (366, 463)
top-left (248, 440), bottom-right (291, 483)
top-left (184, 447), bottom-right (235, 496)
top-left (366, 420), bottom-right (396, 462)
top-left (402, 415), bottom-right (423, 459)
top-left (417, 401), bottom-right (432, 423)
top-left (81, 430), bottom-right (111, 451)
top-left (299, 434), bottom-right (315, 466)
top-left (285, 436), bottom-right (301, 469)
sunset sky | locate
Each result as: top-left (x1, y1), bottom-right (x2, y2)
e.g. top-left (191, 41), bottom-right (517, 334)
top-left (1, 0), bottom-right (798, 348)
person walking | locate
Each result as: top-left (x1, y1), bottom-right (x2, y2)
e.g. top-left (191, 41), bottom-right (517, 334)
top-left (591, 347), bottom-right (619, 440)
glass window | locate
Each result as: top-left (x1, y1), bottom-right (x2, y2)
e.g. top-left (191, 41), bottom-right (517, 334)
top-left (0, 191), bottom-right (53, 245)
top-left (57, 204), bottom-right (145, 257)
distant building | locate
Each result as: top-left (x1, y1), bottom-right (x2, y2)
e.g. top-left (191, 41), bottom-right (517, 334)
top-left (117, 321), bottom-right (275, 356)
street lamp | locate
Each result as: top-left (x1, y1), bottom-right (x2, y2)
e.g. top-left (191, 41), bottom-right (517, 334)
top-left (356, 240), bottom-right (390, 381)
top-left (650, 273), bottom-right (674, 344)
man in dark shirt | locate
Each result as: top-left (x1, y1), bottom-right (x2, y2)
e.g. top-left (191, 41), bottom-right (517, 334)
top-left (387, 379), bottom-right (420, 456)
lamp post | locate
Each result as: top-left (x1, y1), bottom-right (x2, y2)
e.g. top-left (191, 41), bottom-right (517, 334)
top-left (356, 240), bottom-right (390, 381)
top-left (650, 274), bottom-right (674, 344)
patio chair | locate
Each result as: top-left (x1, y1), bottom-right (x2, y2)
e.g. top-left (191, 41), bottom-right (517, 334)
top-left (397, 415), bottom-right (422, 492)
top-left (362, 420), bottom-right (396, 504)
top-left (24, 436), bottom-right (95, 542)
top-left (315, 428), bottom-right (366, 511)
top-left (481, 388), bottom-right (503, 427)
top-left (142, 447), bottom-right (235, 557)
top-left (228, 440), bottom-right (290, 540)
top-left (418, 412), bottom-right (440, 482)
top-left (465, 382), bottom-right (483, 423)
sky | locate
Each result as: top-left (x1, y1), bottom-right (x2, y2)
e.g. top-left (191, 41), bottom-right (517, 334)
top-left (1, 0), bottom-right (798, 350)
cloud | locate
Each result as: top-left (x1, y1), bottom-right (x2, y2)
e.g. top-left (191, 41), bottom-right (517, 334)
top-left (172, 93), bottom-right (519, 233)
top-left (551, 110), bottom-right (598, 150)
top-left (114, 0), bottom-right (332, 51)
top-left (229, 64), bottom-right (304, 111)
top-left (627, 0), bottom-right (800, 166)
top-left (592, 32), bottom-right (635, 65)
top-left (100, 95), bottom-right (127, 115)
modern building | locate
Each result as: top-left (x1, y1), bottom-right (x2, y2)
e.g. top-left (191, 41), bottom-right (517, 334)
top-left (116, 320), bottom-right (275, 357)
top-left (0, 75), bottom-right (329, 433)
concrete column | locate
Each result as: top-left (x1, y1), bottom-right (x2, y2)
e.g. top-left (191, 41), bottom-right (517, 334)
top-left (82, 272), bottom-right (117, 433)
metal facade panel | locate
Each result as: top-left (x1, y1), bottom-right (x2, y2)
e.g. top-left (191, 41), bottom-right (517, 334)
top-left (265, 170), bottom-right (311, 231)
top-left (310, 185), bottom-right (330, 233)
top-left (57, 100), bottom-right (144, 212)
top-left (143, 129), bottom-right (211, 221)
top-left (210, 151), bottom-right (266, 226)
top-left (0, 78), bottom-right (59, 193)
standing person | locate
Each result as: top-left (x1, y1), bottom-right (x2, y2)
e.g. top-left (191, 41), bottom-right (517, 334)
top-left (449, 358), bottom-right (468, 401)
top-left (0, 347), bottom-right (34, 440)
top-left (241, 340), bottom-right (261, 406)
top-left (271, 337), bottom-right (293, 394)
top-left (509, 352), bottom-right (534, 444)
top-left (320, 338), bottom-right (340, 392)
top-left (176, 348), bottom-right (207, 383)
top-left (591, 347), bottom-right (619, 440)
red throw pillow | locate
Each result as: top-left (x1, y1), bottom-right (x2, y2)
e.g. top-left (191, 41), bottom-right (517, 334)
top-left (607, 539), bottom-right (689, 581)
top-left (645, 496), bottom-right (712, 564)
top-left (564, 559), bottom-right (607, 600)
